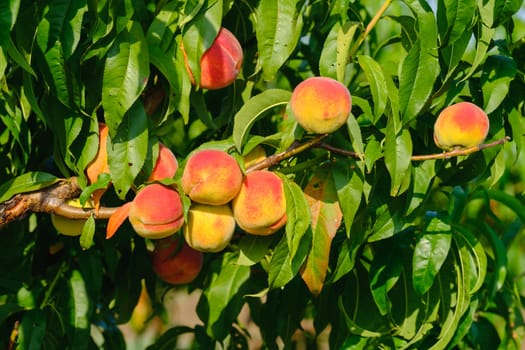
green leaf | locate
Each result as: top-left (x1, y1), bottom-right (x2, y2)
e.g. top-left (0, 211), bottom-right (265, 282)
top-left (384, 124), bottom-right (413, 197)
top-left (0, 172), bottom-right (59, 203)
top-left (268, 234), bottom-right (295, 288)
top-left (199, 252), bottom-right (250, 340)
top-left (68, 269), bottom-right (90, 348)
top-left (437, 0), bottom-right (476, 46)
top-left (237, 235), bottom-right (274, 266)
top-left (481, 55), bottom-right (516, 114)
top-left (357, 55), bottom-right (388, 122)
top-left (79, 215), bottom-right (95, 250)
top-left (332, 157), bottom-right (363, 237)
top-left (36, 0), bottom-right (87, 59)
top-left (319, 21), bottom-right (360, 82)
top-left (406, 160), bottom-right (436, 215)
top-left (399, 0), bottom-right (440, 122)
top-left (17, 309), bottom-right (47, 350)
top-left (256, 0), bottom-right (304, 81)
top-left (301, 165), bottom-right (342, 295)
top-left (281, 175), bottom-right (312, 266)
top-left (233, 89), bottom-right (291, 152)
top-left (107, 101), bottom-right (149, 199)
top-left (461, 22), bottom-right (495, 82)
top-left (412, 217), bottom-right (452, 294)
top-left (0, 0), bottom-right (20, 44)
top-left (369, 243), bottom-right (404, 315)
top-left (102, 20), bottom-right (149, 137)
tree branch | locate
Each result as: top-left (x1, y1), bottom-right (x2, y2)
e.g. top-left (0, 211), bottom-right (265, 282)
top-left (0, 177), bottom-right (116, 227)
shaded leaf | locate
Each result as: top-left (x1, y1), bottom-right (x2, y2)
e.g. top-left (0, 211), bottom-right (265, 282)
top-left (0, 172), bottom-right (59, 203)
top-left (412, 217), bottom-right (452, 294)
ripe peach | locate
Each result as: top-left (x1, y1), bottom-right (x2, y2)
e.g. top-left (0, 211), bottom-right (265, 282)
top-left (51, 199), bottom-right (93, 236)
top-left (183, 203), bottom-right (236, 253)
top-left (232, 170), bottom-right (287, 236)
top-left (288, 76), bottom-right (352, 134)
top-left (433, 102), bottom-right (490, 150)
top-left (152, 235), bottom-right (204, 285)
top-left (181, 149), bottom-right (243, 205)
top-left (148, 143), bottom-right (178, 181)
top-left (129, 184), bottom-right (184, 239)
top-left (182, 27), bottom-right (243, 90)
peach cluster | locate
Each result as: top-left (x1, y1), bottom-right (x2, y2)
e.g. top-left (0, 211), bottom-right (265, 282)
top-left (433, 102), bottom-right (490, 150)
top-left (180, 149), bottom-right (287, 253)
top-left (288, 76), bottom-right (352, 134)
top-left (182, 27), bottom-right (243, 90)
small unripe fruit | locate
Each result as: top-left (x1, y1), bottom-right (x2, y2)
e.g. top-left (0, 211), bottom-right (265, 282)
top-left (152, 235), bottom-right (204, 285)
top-left (129, 184), bottom-right (184, 239)
top-left (433, 102), bottom-right (490, 150)
top-left (232, 170), bottom-right (287, 236)
top-left (243, 145), bottom-right (266, 169)
top-left (182, 27), bottom-right (243, 90)
top-left (288, 77), bottom-right (352, 134)
top-left (183, 203), bottom-right (236, 253)
top-left (181, 149), bottom-right (243, 205)
top-left (51, 199), bottom-right (93, 236)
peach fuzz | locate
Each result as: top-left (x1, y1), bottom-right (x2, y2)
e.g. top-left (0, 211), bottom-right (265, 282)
top-left (433, 102), bottom-right (490, 150)
top-left (148, 143), bottom-right (178, 181)
top-left (152, 235), bottom-right (204, 285)
top-left (288, 76), bottom-right (352, 134)
top-left (182, 27), bottom-right (243, 90)
top-left (232, 170), bottom-right (287, 236)
top-left (181, 149), bottom-right (243, 205)
top-left (129, 184), bottom-right (184, 239)
top-left (183, 203), bottom-right (236, 253)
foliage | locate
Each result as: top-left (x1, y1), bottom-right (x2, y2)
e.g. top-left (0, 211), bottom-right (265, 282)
top-left (1, 0), bottom-right (525, 349)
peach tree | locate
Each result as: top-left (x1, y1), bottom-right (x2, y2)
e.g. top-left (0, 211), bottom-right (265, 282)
top-left (1, 0), bottom-right (525, 348)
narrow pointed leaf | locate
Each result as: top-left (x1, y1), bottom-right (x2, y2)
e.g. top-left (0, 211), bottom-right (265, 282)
top-left (412, 217), bottom-right (452, 294)
top-left (0, 172), bottom-right (59, 203)
top-left (233, 89), bottom-right (291, 152)
top-left (256, 0), bottom-right (304, 81)
top-left (300, 165), bottom-right (342, 295)
top-left (102, 21), bottom-right (149, 137)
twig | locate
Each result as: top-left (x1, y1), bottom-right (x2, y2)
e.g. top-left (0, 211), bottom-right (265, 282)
top-left (246, 134), bottom-right (329, 172)
top-left (410, 137), bottom-right (511, 161)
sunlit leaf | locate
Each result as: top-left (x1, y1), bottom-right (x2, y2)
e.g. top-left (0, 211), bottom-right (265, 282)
top-left (256, 0), bottom-right (304, 81)
top-left (300, 165), bottom-right (343, 295)
top-left (233, 89), bottom-right (291, 152)
top-left (0, 172), bottom-right (59, 203)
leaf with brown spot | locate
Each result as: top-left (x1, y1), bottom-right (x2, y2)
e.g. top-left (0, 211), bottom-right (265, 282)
top-left (300, 165), bottom-right (343, 295)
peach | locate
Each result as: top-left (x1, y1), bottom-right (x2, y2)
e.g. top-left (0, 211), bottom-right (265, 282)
top-left (152, 235), bottom-right (204, 285)
top-left (148, 143), bottom-right (178, 181)
top-left (433, 102), bottom-right (490, 150)
top-left (232, 170), bottom-right (287, 236)
top-left (51, 199), bottom-right (93, 236)
top-left (182, 27), bottom-right (243, 90)
top-left (129, 184), bottom-right (184, 239)
top-left (183, 203), bottom-right (236, 252)
top-left (288, 76), bottom-right (352, 134)
top-left (181, 149), bottom-right (243, 205)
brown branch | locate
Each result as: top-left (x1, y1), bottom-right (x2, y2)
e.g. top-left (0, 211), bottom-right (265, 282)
top-left (0, 177), bottom-right (117, 227)
top-left (410, 136), bottom-right (511, 161)
top-left (246, 134), bottom-right (329, 173)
